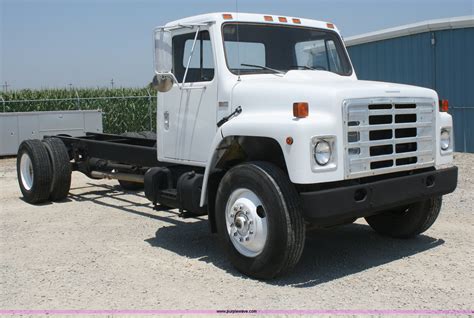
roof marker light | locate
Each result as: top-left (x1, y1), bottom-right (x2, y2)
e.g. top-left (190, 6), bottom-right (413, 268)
top-left (327, 23), bottom-right (335, 29)
top-left (278, 17), bottom-right (288, 23)
top-left (292, 18), bottom-right (301, 24)
top-left (264, 15), bottom-right (273, 22)
top-left (222, 14), bottom-right (233, 20)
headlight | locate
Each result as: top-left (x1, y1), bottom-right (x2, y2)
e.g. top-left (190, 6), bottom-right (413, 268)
top-left (314, 140), bottom-right (331, 166)
top-left (440, 129), bottom-right (450, 151)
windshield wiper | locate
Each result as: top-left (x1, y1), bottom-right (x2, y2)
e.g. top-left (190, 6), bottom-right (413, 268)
top-left (290, 65), bottom-right (316, 70)
top-left (241, 63), bottom-right (284, 74)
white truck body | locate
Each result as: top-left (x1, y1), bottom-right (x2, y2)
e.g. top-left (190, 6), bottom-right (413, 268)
top-left (153, 13), bottom-right (454, 206)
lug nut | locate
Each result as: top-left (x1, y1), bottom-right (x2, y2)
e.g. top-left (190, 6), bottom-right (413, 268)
top-left (249, 231), bottom-right (254, 235)
top-left (230, 213), bottom-right (234, 218)
top-left (239, 238), bottom-right (243, 242)
top-left (233, 206), bottom-right (238, 212)
top-left (233, 232), bottom-right (238, 237)
top-left (245, 237), bottom-right (250, 241)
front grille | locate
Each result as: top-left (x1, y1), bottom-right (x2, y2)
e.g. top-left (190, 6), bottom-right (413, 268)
top-left (343, 98), bottom-right (436, 179)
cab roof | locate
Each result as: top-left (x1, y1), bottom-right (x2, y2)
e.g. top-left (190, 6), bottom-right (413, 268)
top-left (163, 12), bottom-right (339, 33)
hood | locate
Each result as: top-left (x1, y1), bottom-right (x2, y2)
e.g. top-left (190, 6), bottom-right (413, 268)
top-left (231, 70), bottom-right (438, 114)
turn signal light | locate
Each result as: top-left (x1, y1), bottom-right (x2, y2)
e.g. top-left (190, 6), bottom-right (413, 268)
top-left (293, 102), bottom-right (309, 118)
top-left (440, 99), bottom-right (449, 112)
top-left (264, 16), bottom-right (273, 22)
top-left (222, 14), bottom-right (233, 20)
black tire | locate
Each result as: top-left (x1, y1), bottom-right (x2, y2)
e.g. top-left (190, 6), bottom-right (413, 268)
top-left (118, 179), bottom-right (143, 191)
top-left (215, 162), bottom-right (305, 279)
top-left (365, 197), bottom-right (442, 238)
top-left (42, 138), bottom-right (72, 201)
top-left (17, 140), bottom-right (53, 204)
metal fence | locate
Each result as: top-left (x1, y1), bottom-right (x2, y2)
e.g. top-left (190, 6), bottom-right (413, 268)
top-left (1, 91), bottom-right (157, 134)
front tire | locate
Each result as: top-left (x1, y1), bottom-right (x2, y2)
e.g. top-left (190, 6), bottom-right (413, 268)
top-left (215, 162), bottom-right (305, 279)
top-left (365, 197), bottom-right (442, 238)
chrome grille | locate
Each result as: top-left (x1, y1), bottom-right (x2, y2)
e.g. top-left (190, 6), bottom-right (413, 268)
top-left (343, 98), bottom-right (436, 179)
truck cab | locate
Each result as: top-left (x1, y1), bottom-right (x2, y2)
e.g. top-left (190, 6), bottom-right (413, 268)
top-left (150, 13), bottom-right (457, 278)
top-left (17, 12), bottom-right (458, 280)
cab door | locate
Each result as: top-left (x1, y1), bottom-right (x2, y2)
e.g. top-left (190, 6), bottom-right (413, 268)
top-left (158, 28), bottom-right (217, 164)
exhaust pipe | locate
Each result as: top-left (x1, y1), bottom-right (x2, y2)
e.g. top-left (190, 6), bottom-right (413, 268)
top-left (90, 171), bottom-right (144, 183)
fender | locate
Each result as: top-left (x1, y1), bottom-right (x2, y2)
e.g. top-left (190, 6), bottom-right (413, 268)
top-left (199, 114), bottom-right (292, 207)
top-left (199, 112), bottom-right (330, 207)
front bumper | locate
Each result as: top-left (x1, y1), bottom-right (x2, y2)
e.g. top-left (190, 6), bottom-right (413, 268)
top-left (300, 166), bottom-right (458, 225)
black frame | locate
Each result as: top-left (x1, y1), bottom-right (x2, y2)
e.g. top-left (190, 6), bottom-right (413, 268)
top-left (54, 133), bottom-right (166, 173)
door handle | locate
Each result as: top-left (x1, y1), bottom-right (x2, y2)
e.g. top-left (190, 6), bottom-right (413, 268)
top-left (164, 111), bottom-right (170, 130)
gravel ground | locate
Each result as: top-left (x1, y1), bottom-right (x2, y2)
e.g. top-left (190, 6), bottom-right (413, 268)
top-left (0, 153), bottom-right (473, 311)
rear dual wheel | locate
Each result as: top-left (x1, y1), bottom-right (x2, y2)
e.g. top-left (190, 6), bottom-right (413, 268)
top-left (17, 138), bottom-right (71, 204)
top-left (43, 138), bottom-right (72, 201)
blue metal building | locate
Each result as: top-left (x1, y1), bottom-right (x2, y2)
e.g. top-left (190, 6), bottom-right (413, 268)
top-left (345, 16), bottom-right (474, 153)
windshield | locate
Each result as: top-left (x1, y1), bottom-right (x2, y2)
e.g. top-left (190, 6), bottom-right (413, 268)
top-left (222, 23), bottom-right (353, 76)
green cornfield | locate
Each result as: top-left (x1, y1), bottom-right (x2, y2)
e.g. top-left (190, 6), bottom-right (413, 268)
top-left (1, 88), bottom-right (157, 134)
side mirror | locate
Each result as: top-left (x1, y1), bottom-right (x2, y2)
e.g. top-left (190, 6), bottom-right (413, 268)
top-left (151, 74), bottom-right (174, 93)
top-left (153, 29), bottom-right (174, 92)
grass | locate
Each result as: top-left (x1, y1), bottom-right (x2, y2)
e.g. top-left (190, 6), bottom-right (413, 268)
top-left (1, 88), bottom-right (157, 134)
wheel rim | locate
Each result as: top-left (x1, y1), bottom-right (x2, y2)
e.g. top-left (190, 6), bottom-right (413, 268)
top-left (20, 153), bottom-right (34, 191)
top-left (225, 188), bottom-right (268, 257)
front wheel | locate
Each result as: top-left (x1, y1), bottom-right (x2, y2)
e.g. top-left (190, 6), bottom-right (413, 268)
top-left (215, 162), bottom-right (305, 279)
top-left (365, 197), bottom-right (442, 238)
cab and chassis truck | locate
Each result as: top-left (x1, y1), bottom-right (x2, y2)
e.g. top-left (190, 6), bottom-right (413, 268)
top-left (16, 13), bottom-right (458, 279)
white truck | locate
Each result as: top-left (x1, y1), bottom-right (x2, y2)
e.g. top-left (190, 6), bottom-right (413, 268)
top-left (17, 13), bottom-right (458, 279)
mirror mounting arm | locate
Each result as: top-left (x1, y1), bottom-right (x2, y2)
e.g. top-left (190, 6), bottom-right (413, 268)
top-left (181, 26), bottom-right (201, 87)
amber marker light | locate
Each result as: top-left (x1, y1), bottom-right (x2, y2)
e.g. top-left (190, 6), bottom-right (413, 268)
top-left (440, 99), bottom-right (449, 112)
top-left (327, 23), bottom-right (335, 29)
top-left (264, 16), bottom-right (273, 22)
top-left (222, 14), bottom-right (233, 20)
top-left (292, 18), bottom-right (301, 24)
top-left (293, 102), bottom-right (309, 118)
top-left (286, 137), bottom-right (294, 145)
top-left (278, 17), bottom-right (288, 23)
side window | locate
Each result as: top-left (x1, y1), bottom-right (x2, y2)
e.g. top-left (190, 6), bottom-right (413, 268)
top-left (172, 31), bottom-right (215, 83)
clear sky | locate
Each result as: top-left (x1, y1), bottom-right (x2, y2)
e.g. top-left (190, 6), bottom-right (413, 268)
top-left (1, 0), bottom-right (473, 90)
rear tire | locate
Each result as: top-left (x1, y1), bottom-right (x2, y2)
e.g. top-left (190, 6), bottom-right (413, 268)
top-left (215, 162), bottom-right (305, 279)
top-left (17, 140), bottom-right (53, 204)
top-left (365, 197), bottom-right (442, 238)
top-left (42, 138), bottom-right (72, 201)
